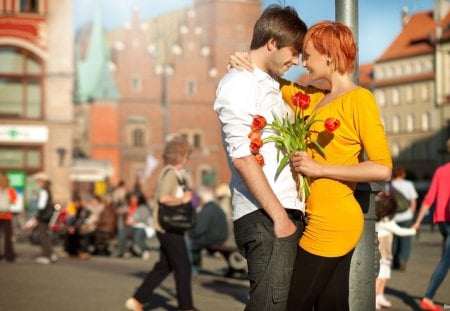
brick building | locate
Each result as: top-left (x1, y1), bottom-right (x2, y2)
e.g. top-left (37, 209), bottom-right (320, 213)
top-left (75, 0), bottom-right (262, 196)
top-left (0, 0), bottom-right (74, 205)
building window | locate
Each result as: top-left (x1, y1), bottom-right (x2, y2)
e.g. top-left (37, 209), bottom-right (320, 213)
top-left (420, 83), bottom-right (429, 101)
top-left (392, 115), bottom-right (400, 133)
top-left (405, 86), bottom-right (413, 103)
top-left (391, 143), bottom-right (400, 159)
top-left (130, 76), bottom-right (142, 93)
top-left (179, 129), bottom-right (202, 148)
top-left (20, 0), bottom-right (39, 12)
top-left (186, 80), bottom-right (196, 96)
top-left (375, 90), bottom-right (385, 107)
top-left (132, 128), bottom-right (145, 147)
top-left (394, 65), bottom-right (402, 77)
top-left (404, 63), bottom-right (412, 75)
top-left (421, 112), bottom-right (430, 131)
top-left (0, 146), bottom-right (42, 170)
top-left (406, 114), bottom-right (414, 132)
top-left (415, 61), bottom-right (423, 74)
top-left (0, 47), bottom-right (43, 119)
top-left (392, 88), bottom-right (400, 105)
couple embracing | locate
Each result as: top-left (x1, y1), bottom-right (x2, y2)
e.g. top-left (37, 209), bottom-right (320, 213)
top-left (214, 5), bottom-right (392, 311)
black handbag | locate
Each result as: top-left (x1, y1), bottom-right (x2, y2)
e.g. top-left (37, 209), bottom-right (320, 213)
top-left (158, 200), bottom-right (196, 233)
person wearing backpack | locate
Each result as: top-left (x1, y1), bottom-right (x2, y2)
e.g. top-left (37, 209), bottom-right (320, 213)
top-left (390, 166), bottom-right (418, 271)
top-left (0, 173), bottom-right (18, 262)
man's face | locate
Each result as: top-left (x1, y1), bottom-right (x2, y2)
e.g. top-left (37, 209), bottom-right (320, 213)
top-left (268, 46), bottom-right (300, 77)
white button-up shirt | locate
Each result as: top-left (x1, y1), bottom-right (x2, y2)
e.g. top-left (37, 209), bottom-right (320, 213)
top-left (214, 66), bottom-right (304, 220)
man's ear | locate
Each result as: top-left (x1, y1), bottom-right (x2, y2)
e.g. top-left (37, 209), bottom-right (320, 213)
top-left (267, 38), bottom-right (278, 51)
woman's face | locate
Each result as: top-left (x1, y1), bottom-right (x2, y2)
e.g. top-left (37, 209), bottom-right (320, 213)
top-left (302, 41), bottom-right (328, 80)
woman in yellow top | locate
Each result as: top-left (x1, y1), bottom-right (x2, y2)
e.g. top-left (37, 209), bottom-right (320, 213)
top-left (283, 21), bottom-right (392, 310)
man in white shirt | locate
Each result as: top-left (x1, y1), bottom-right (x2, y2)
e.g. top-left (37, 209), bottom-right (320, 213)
top-left (391, 166), bottom-right (418, 271)
top-left (214, 5), bottom-right (307, 310)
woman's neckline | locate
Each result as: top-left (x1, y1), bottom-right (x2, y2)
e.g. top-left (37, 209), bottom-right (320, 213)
top-left (312, 86), bottom-right (361, 113)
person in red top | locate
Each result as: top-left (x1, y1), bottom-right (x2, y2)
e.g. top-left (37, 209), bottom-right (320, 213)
top-left (0, 173), bottom-right (18, 262)
top-left (413, 158), bottom-right (450, 311)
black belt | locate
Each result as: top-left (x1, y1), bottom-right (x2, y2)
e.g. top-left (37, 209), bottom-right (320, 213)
top-left (285, 208), bottom-right (308, 226)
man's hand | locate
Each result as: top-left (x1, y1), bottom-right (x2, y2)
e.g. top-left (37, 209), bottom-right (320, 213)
top-left (228, 51), bottom-right (254, 72)
top-left (273, 214), bottom-right (297, 238)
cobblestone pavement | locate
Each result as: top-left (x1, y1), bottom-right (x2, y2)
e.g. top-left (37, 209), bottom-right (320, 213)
top-left (1, 225), bottom-right (449, 311)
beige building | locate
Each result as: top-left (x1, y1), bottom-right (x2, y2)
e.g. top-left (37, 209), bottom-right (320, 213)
top-left (373, 2), bottom-right (450, 179)
top-left (0, 0), bottom-right (74, 205)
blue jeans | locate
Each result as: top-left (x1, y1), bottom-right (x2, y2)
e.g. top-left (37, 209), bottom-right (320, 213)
top-left (392, 219), bottom-right (413, 266)
top-left (234, 209), bottom-right (304, 311)
top-left (425, 222), bottom-right (450, 299)
top-left (118, 226), bottom-right (149, 254)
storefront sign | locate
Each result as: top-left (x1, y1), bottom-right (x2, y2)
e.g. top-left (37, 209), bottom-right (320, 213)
top-left (0, 125), bottom-right (48, 143)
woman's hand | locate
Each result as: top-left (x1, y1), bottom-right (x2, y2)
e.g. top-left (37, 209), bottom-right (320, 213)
top-left (228, 51), bottom-right (253, 72)
top-left (182, 191), bottom-right (193, 204)
top-left (290, 151), bottom-right (323, 178)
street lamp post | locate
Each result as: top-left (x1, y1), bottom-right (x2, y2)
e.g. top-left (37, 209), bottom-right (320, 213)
top-left (155, 64), bottom-right (174, 142)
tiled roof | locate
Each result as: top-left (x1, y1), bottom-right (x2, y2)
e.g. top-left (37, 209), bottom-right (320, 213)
top-left (440, 11), bottom-right (450, 41)
top-left (378, 11), bottom-right (436, 62)
top-left (374, 72), bottom-right (435, 87)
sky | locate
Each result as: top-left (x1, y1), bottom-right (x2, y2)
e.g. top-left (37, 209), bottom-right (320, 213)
top-left (73, 0), bottom-right (436, 79)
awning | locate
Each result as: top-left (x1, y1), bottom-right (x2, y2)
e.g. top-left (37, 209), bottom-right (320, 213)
top-left (70, 159), bottom-right (114, 182)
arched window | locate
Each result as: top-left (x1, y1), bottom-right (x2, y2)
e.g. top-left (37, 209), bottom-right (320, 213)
top-left (0, 46), bottom-right (43, 119)
top-left (406, 114), bottom-right (415, 132)
top-left (392, 115), bottom-right (400, 133)
top-left (132, 128), bottom-right (144, 147)
top-left (422, 112), bottom-right (430, 131)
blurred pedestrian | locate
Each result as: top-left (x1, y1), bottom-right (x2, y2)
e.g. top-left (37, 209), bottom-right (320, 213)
top-left (112, 179), bottom-right (127, 208)
top-left (391, 165), bottom-right (418, 271)
top-left (62, 193), bottom-right (84, 258)
top-left (125, 136), bottom-right (195, 311)
top-left (375, 192), bottom-right (416, 309)
top-left (188, 186), bottom-right (228, 273)
top-left (116, 192), bottom-right (151, 259)
top-left (33, 172), bottom-right (57, 264)
top-left (0, 173), bottom-right (18, 262)
top-left (413, 160), bottom-right (450, 311)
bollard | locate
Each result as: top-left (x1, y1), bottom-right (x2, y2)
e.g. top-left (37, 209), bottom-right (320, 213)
top-left (349, 182), bottom-right (383, 311)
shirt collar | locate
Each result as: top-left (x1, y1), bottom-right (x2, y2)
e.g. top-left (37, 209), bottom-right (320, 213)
top-left (252, 64), bottom-right (280, 88)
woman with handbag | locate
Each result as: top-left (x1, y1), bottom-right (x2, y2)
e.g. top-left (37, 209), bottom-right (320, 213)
top-left (125, 136), bottom-right (195, 311)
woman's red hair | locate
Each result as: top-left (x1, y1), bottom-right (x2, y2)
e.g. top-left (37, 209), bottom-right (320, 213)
top-left (303, 21), bottom-right (357, 74)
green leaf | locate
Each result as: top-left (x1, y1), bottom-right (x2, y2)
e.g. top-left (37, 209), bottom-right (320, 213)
top-left (311, 140), bottom-right (326, 157)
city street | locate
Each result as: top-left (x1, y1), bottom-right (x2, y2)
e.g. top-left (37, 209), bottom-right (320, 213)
top-left (1, 225), bottom-right (449, 311)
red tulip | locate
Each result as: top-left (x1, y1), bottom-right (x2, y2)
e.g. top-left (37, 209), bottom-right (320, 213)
top-left (249, 137), bottom-right (263, 153)
top-left (324, 118), bottom-right (340, 133)
top-left (254, 153), bottom-right (265, 166)
top-left (252, 115), bottom-right (267, 131)
top-left (292, 93), bottom-right (310, 110)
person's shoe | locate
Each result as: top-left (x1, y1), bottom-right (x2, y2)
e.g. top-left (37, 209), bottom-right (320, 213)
top-left (420, 298), bottom-right (442, 311)
top-left (123, 252), bottom-right (132, 259)
top-left (50, 254), bottom-right (58, 263)
top-left (125, 297), bottom-right (143, 311)
top-left (34, 256), bottom-right (51, 264)
top-left (376, 295), bottom-right (392, 308)
top-left (142, 251), bottom-right (151, 261)
top-left (78, 252), bottom-right (90, 260)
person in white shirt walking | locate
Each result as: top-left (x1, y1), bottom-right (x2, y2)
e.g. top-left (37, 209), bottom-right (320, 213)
top-left (390, 166), bottom-right (418, 271)
top-left (214, 5), bottom-right (308, 310)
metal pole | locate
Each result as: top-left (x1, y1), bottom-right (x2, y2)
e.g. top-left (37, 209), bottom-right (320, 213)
top-left (162, 66), bottom-right (170, 142)
top-left (335, 0), bottom-right (359, 82)
top-left (335, 1), bottom-right (379, 310)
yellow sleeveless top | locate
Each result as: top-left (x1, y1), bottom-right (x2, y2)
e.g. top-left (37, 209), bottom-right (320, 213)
top-left (281, 80), bottom-right (392, 257)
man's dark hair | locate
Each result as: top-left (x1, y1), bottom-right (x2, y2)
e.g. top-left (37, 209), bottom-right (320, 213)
top-left (250, 5), bottom-right (307, 54)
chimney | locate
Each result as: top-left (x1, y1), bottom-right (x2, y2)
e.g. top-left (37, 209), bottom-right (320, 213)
top-left (402, 6), bottom-right (410, 27)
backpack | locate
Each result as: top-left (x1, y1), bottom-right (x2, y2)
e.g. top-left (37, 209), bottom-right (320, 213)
top-left (390, 185), bottom-right (410, 213)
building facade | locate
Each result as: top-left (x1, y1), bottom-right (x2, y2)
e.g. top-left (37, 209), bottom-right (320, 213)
top-left (0, 0), bottom-right (74, 205)
top-left (373, 3), bottom-right (450, 179)
top-left (75, 0), bottom-right (262, 196)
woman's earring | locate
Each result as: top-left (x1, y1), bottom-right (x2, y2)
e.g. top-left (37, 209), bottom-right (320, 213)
top-left (326, 59), bottom-right (331, 66)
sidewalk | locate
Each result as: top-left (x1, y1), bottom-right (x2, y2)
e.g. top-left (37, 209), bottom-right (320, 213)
top-left (0, 225), bottom-right (448, 311)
